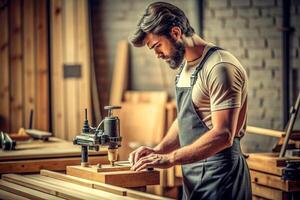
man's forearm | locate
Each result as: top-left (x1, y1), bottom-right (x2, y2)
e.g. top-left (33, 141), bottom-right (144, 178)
top-left (154, 118), bottom-right (180, 154)
top-left (172, 128), bottom-right (232, 165)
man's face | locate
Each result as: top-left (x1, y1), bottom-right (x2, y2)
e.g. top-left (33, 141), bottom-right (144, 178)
top-left (145, 33), bottom-right (185, 69)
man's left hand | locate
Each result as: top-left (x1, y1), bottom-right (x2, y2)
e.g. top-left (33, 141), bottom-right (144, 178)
top-left (130, 153), bottom-right (174, 171)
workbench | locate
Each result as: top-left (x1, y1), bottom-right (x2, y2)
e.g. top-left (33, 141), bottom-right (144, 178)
top-left (0, 137), bottom-right (108, 174)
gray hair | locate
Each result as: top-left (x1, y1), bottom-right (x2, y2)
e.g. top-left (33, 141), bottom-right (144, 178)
top-left (130, 2), bottom-right (195, 47)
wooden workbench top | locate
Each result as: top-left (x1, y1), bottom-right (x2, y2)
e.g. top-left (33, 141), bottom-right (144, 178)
top-left (0, 137), bottom-right (107, 161)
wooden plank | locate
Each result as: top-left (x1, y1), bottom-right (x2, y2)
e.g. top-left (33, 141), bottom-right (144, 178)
top-left (0, 179), bottom-right (63, 200)
top-left (9, 0), bottom-right (24, 132)
top-left (40, 170), bottom-right (171, 200)
top-left (35, 0), bottom-right (49, 131)
top-left (0, 188), bottom-right (31, 200)
top-left (23, 0), bottom-right (35, 129)
top-left (86, 164), bottom-right (131, 173)
top-left (109, 41), bottom-right (129, 105)
top-left (2, 174), bottom-right (102, 200)
top-left (0, 0), bottom-right (10, 132)
top-left (251, 183), bottom-right (287, 200)
top-left (250, 170), bottom-right (300, 192)
top-left (67, 165), bottom-right (160, 188)
top-left (63, 0), bottom-right (78, 141)
top-left (0, 137), bottom-right (107, 161)
top-left (27, 175), bottom-right (133, 200)
top-left (76, 0), bottom-right (92, 133)
top-left (0, 156), bottom-right (108, 174)
top-left (51, 0), bottom-right (65, 139)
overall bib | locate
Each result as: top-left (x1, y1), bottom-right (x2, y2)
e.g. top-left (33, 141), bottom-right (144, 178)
top-left (175, 47), bottom-right (252, 200)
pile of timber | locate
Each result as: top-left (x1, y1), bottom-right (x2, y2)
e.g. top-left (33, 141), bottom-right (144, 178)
top-left (247, 153), bottom-right (300, 200)
top-left (0, 170), bottom-right (172, 200)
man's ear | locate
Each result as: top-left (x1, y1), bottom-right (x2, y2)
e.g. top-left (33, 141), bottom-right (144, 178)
top-left (170, 26), bottom-right (182, 41)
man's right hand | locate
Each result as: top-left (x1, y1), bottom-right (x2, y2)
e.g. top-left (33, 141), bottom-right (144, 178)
top-left (128, 146), bottom-right (156, 165)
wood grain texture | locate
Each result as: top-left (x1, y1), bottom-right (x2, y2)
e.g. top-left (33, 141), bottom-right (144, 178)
top-left (0, 188), bottom-right (31, 200)
top-left (0, 156), bottom-right (108, 174)
top-left (23, 0), bottom-right (35, 129)
top-left (0, 0), bottom-right (10, 132)
top-left (109, 41), bottom-right (129, 105)
top-left (67, 165), bottom-right (160, 188)
top-left (0, 179), bottom-right (63, 200)
top-left (9, 0), bottom-right (24, 132)
top-left (35, 0), bottom-right (49, 131)
top-left (251, 183), bottom-right (288, 200)
top-left (250, 170), bottom-right (300, 192)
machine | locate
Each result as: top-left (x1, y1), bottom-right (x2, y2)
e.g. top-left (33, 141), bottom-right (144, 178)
top-left (73, 106), bottom-right (122, 167)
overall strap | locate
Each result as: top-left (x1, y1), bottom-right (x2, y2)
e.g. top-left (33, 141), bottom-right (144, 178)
top-left (190, 46), bottom-right (223, 87)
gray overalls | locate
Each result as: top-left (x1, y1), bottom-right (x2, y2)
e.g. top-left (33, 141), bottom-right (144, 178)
top-left (175, 47), bottom-right (252, 200)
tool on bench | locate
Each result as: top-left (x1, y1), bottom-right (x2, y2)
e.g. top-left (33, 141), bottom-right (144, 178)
top-left (73, 106), bottom-right (122, 167)
top-left (0, 131), bottom-right (16, 151)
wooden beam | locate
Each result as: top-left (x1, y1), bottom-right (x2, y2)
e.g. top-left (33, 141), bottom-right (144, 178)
top-left (0, 156), bottom-right (108, 174)
top-left (0, 179), bottom-right (63, 200)
top-left (35, 0), bottom-right (49, 131)
top-left (0, 0), bottom-right (10, 132)
top-left (51, 0), bottom-right (65, 139)
top-left (9, 0), bottom-right (24, 132)
top-left (67, 165), bottom-right (160, 188)
top-left (109, 41), bottom-right (129, 105)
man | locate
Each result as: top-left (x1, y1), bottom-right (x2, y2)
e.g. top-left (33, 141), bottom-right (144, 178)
top-left (128, 2), bottom-right (251, 200)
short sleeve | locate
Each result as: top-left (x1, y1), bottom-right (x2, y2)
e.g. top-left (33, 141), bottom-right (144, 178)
top-left (207, 63), bottom-right (244, 111)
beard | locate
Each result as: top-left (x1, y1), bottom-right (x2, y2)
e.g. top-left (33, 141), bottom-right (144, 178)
top-left (166, 38), bottom-right (185, 70)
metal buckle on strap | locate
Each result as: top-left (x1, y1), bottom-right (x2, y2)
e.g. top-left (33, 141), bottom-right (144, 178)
top-left (190, 74), bottom-right (197, 86)
top-left (175, 74), bottom-right (180, 84)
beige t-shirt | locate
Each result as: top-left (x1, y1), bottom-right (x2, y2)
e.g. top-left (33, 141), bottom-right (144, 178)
top-left (176, 43), bottom-right (248, 137)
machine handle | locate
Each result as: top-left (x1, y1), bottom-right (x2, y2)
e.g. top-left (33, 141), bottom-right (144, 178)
top-left (104, 106), bottom-right (121, 117)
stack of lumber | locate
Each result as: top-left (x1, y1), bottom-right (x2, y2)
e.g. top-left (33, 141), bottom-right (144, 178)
top-left (0, 170), bottom-right (172, 200)
top-left (0, 137), bottom-right (107, 174)
top-left (247, 153), bottom-right (300, 200)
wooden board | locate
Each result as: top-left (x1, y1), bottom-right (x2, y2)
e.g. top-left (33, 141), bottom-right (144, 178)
top-left (35, 0), bottom-right (49, 131)
top-left (9, 0), bottom-right (24, 132)
top-left (0, 179), bottom-right (64, 200)
top-left (2, 174), bottom-right (130, 200)
top-left (87, 164), bottom-right (131, 173)
top-left (40, 170), bottom-right (171, 200)
top-left (0, 137), bottom-right (106, 161)
top-left (0, 156), bottom-right (108, 174)
top-left (0, 188), bottom-right (30, 200)
top-left (246, 153), bottom-right (300, 176)
top-left (250, 170), bottom-right (300, 192)
top-left (109, 41), bottom-right (129, 105)
top-left (67, 165), bottom-right (160, 188)
top-left (251, 183), bottom-right (288, 200)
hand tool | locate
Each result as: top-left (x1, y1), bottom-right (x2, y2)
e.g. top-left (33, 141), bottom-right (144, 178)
top-left (0, 131), bottom-right (16, 151)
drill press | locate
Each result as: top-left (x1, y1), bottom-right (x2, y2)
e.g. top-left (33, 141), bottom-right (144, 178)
top-left (73, 106), bottom-right (122, 167)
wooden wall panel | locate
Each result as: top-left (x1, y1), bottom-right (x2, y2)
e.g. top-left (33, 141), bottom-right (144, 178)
top-left (0, 0), bottom-right (49, 133)
top-left (51, 0), bottom-right (91, 140)
top-left (0, 0), bottom-right (10, 131)
top-left (9, 0), bottom-right (24, 132)
top-left (23, 0), bottom-right (35, 128)
top-left (35, 0), bottom-right (49, 131)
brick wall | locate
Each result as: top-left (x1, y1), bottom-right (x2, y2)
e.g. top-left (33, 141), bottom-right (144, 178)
top-left (91, 0), bottom-right (300, 152)
top-left (203, 0), bottom-right (300, 152)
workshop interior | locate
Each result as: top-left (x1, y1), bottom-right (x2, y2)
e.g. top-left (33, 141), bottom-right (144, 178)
top-left (0, 0), bottom-right (300, 199)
